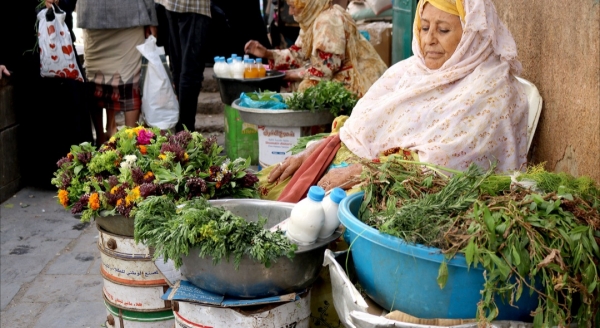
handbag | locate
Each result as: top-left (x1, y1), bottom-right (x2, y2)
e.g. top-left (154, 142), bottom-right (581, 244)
top-left (136, 36), bottom-right (179, 130)
top-left (37, 4), bottom-right (84, 81)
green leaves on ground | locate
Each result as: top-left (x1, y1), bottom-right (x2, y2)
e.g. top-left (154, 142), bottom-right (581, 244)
top-left (134, 196), bottom-right (297, 270)
top-left (285, 81), bottom-right (358, 117)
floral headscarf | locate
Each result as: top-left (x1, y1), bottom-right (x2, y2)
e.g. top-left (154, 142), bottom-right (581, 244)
top-left (339, 0), bottom-right (529, 173)
top-left (288, 0), bottom-right (333, 58)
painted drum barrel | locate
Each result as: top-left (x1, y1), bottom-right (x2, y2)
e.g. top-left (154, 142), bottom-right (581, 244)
top-left (173, 291), bottom-right (311, 328)
top-left (104, 299), bottom-right (174, 328)
top-left (98, 225), bottom-right (171, 312)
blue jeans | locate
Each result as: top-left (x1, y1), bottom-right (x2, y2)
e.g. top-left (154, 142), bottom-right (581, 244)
top-left (164, 11), bottom-right (211, 132)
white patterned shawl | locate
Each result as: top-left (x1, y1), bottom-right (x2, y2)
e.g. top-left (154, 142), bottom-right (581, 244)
top-left (339, 0), bottom-right (528, 173)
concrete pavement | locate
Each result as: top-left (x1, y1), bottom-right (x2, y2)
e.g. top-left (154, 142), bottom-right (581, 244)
top-left (1, 187), bottom-right (106, 327)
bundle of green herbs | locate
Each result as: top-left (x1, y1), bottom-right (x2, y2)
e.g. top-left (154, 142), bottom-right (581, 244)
top-left (358, 157), bottom-right (600, 327)
top-left (285, 81), bottom-right (358, 117)
top-left (134, 196), bottom-right (297, 270)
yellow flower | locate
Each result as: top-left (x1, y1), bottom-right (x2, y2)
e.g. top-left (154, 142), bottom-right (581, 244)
top-left (158, 154), bottom-right (166, 160)
top-left (117, 199), bottom-right (123, 206)
top-left (184, 152), bottom-right (189, 161)
top-left (109, 137), bottom-right (116, 143)
top-left (88, 193), bottom-right (100, 210)
top-left (125, 187), bottom-right (141, 206)
top-left (110, 186), bottom-right (119, 194)
top-left (58, 190), bottom-right (69, 208)
top-left (134, 126), bottom-right (144, 136)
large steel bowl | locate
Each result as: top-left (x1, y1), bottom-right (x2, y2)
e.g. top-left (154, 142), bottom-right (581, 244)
top-left (231, 98), bottom-right (335, 127)
top-left (180, 198), bottom-right (342, 298)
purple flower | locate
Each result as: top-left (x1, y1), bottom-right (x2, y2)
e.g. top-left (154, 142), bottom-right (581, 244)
top-left (137, 129), bottom-right (155, 145)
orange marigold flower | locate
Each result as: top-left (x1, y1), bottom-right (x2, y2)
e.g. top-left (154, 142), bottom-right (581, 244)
top-left (117, 199), bottom-right (123, 206)
top-left (138, 145), bottom-right (147, 154)
top-left (144, 172), bottom-right (154, 179)
top-left (88, 193), bottom-right (100, 210)
top-left (58, 189), bottom-right (69, 208)
top-left (67, 153), bottom-right (74, 160)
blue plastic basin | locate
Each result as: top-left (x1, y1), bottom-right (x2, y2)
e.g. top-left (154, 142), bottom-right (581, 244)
top-left (338, 192), bottom-right (538, 320)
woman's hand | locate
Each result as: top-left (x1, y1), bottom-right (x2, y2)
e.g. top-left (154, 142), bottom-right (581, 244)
top-left (145, 26), bottom-right (158, 39)
top-left (317, 164), bottom-right (363, 192)
top-left (45, 0), bottom-right (58, 8)
top-left (284, 69), bottom-right (305, 82)
top-left (268, 154), bottom-right (305, 183)
top-left (0, 65), bottom-right (10, 79)
top-left (267, 138), bottom-right (326, 183)
top-left (244, 40), bottom-right (270, 59)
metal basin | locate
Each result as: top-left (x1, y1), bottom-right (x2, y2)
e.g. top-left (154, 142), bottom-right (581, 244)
top-left (231, 98), bottom-right (335, 127)
top-left (180, 198), bottom-right (342, 298)
top-left (95, 212), bottom-right (134, 237)
top-left (215, 71), bottom-right (285, 105)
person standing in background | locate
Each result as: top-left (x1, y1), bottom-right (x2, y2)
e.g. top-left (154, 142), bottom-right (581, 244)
top-left (51, 0), bottom-right (158, 145)
top-left (155, 0), bottom-right (212, 132)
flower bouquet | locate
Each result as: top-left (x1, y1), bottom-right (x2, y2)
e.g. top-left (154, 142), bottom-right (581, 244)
top-left (52, 126), bottom-right (259, 223)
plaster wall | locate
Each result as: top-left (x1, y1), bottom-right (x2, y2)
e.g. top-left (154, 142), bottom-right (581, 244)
top-left (491, 0), bottom-right (600, 181)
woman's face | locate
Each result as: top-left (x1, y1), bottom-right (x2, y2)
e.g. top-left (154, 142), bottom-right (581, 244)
top-left (287, 1), bottom-right (301, 17)
top-left (419, 3), bottom-right (463, 69)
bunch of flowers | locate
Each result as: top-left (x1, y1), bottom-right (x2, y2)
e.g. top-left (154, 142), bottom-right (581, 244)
top-left (52, 126), bottom-right (259, 222)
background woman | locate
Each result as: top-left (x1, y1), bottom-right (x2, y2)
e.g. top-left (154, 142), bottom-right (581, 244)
top-left (244, 0), bottom-right (387, 97)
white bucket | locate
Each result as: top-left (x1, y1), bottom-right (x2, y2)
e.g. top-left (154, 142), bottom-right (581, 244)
top-left (173, 290), bottom-right (311, 328)
top-left (257, 125), bottom-right (301, 169)
top-left (98, 227), bottom-right (171, 312)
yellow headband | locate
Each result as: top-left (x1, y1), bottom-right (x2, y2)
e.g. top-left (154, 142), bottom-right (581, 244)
top-left (416, 0), bottom-right (465, 31)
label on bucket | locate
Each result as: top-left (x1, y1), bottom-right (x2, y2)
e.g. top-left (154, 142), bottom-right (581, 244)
top-left (257, 126), bottom-right (301, 168)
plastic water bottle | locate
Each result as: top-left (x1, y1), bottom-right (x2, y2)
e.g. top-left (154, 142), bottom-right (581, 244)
top-left (256, 58), bottom-right (266, 78)
top-left (318, 188), bottom-right (346, 238)
top-left (286, 186), bottom-right (326, 245)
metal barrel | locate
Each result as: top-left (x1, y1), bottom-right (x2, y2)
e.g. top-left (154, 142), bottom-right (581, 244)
top-left (98, 224), bottom-right (174, 326)
top-left (104, 299), bottom-right (174, 328)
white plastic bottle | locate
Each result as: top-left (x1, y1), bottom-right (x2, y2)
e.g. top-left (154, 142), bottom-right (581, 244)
top-left (232, 57), bottom-right (245, 79)
top-left (286, 186), bottom-right (326, 245)
top-left (219, 57), bottom-right (231, 78)
top-left (318, 187), bottom-right (346, 238)
top-left (213, 56), bottom-right (222, 77)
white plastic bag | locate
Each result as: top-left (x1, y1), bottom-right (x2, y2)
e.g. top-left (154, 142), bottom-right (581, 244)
top-left (136, 36), bottom-right (179, 130)
top-left (37, 5), bottom-right (84, 81)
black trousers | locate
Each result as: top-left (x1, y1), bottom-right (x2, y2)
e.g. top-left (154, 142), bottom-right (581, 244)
top-left (164, 10), bottom-right (211, 132)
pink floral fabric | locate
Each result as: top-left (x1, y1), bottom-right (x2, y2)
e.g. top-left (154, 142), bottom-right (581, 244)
top-left (340, 0), bottom-right (528, 173)
top-left (271, 4), bottom-right (387, 96)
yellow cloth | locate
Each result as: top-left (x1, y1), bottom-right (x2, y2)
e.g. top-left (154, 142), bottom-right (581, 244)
top-left (414, 0), bottom-right (465, 47)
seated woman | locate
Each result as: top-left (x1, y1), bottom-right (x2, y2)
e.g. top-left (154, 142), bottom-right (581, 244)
top-left (244, 0), bottom-right (388, 97)
top-left (259, 0), bottom-right (529, 203)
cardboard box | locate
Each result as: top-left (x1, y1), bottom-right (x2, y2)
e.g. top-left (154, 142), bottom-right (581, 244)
top-left (358, 22), bottom-right (393, 67)
top-left (257, 126), bottom-right (302, 169)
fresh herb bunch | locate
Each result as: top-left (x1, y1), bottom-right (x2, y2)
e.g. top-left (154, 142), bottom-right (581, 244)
top-left (134, 196), bottom-right (297, 269)
top-left (52, 126), bottom-right (259, 222)
top-left (358, 157), bottom-right (599, 327)
top-left (285, 81), bottom-right (358, 117)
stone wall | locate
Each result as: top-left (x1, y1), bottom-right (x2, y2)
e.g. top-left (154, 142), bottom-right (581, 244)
top-left (491, 0), bottom-right (600, 181)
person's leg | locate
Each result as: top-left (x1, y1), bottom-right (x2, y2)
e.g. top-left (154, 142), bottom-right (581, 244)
top-left (105, 109), bottom-right (117, 137)
top-left (124, 110), bottom-right (141, 127)
top-left (165, 10), bottom-right (182, 96)
top-left (175, 13), bottom-right (211, 132)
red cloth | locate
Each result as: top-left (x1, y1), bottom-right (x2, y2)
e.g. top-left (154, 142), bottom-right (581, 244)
top-left (277, 134), bottom-right (342, 203)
